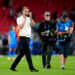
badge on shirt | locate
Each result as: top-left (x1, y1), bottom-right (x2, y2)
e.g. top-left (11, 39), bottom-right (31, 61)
top-left (65, 26), bottom-right (69, 31)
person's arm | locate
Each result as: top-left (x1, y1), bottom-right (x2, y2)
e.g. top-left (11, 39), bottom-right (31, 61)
top-left (62, 27), bottom-right (73, 34)
top-left (29, 12), bottom-right (35, 26)
top-left (55, 22), bottom-right (59, 35)
top-left (17, 17), bottom-right (26, 29)
top-left (55, 27), bottom-right (58, 33)
top-left (30, 19), bottom-right (35, 26)
top-left (56, 22), bottom-right (62, 35)
top-left (57, 28), bottom-right (73, 35)
top-left (55, 27), bottom-right (60, 35)
top-left (18, 19), bottom-right (26, 29)
top-left (8, 35), bottom-right (10, 45)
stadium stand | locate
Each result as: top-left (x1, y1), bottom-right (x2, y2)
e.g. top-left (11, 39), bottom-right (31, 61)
top-left (0, 0), bottom-right (75, 33)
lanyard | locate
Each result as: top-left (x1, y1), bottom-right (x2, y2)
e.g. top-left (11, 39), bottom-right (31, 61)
top-left (44, 23), bottom-right (47, 30)
top-left (44, 23), bottom-right (50, 31)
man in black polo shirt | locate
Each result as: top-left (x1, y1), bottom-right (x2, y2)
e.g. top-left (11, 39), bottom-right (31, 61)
top-left (38, 12), bottom-right (57, 69)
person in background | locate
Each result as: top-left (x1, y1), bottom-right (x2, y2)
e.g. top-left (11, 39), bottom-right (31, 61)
top-left (10, 6), bottom-right (15, 19)
top-left (38, 12), bottom-right (57, 69)
top-left (15, 27), bottom-right (19, 43)
top-left (56, 12), bottom-right (74, 69)
top-left (8, 26), bottom-right (17, 60)
top-left (15, 27), bottom-right (21, 54)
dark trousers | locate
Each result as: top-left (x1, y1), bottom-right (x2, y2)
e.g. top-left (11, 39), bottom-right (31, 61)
top-left (11, 36), bottom-right (34, 70)
top-left (41, 42), bottom-right (53, 66)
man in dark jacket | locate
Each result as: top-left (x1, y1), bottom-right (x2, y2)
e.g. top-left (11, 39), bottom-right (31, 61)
top-left (38, 12), bottom-right (57, 69)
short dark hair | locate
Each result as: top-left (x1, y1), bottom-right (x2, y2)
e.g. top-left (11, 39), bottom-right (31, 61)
top-left (62, 12), bottom-right (68, 19)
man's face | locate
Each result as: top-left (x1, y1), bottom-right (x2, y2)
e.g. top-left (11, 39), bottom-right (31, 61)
top-left (62, 18), bottom-right (68, 22)
top-left (44, 16), bottom-right (50, 21)
top-left (22, 8), bottom-right (29, 16)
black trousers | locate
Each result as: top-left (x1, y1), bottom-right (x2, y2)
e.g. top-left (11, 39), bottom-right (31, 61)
top-left (41, 42), bottom-right (53, 66)
top-left (11, 36), bottom-right (34, 70)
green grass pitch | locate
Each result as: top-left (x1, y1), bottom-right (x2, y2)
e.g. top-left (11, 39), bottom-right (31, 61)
top-left (0, 55), bottom-right (75, 75)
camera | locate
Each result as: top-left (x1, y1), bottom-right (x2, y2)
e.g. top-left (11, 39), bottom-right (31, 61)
top-left (48, 19), bottom-right (57, 42)
top-left (44, 19), bottom-right (57, 37)
top-left (49, 19), bottom-right (57, 33)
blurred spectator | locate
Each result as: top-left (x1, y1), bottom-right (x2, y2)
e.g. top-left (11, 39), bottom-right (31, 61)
top-left (70, 8), bottom-right (75, 21)
top-left (8, 26), bottom-right (17, 60)
top-left (56, 15), bottom-right (61, 22)
top-left (63, 7), bottom-right (67, 13)
top-left (10, 6), bottom-right (15, 19)
top-left (9, 0), bottom-right (13, 7)
top-left (17, 7), bottom-right (22, 17)
top-left (53, 11), bottom-right (58, 20)
top-left (4, 0), bottom-right (9, 7)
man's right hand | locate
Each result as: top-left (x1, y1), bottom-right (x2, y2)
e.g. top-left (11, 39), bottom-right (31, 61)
top-left (23, 17), bottom-right (26, 24)
top-left (18, 17), bottom-right (26, 29)
top-left (57, 32), bottom-right (63, 35)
